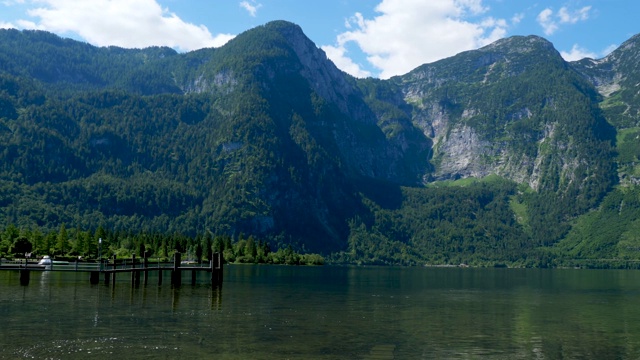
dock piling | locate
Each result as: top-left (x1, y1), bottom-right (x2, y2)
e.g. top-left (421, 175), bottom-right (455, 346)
top-left (171, 252), bottom-right (182, 287)
top-left (143, 254), bottom-right (149, 285)
top-left (90, 271), bottom-right (99, 285)
top-left (211, 252), bottom-right (224, 287)
top-left (20, 269), bottom-right (30, 286)
top-left (112, 255), bottom-right (117, 287)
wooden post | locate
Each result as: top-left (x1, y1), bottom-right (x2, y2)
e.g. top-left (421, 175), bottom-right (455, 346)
top-left (192, 269), bottom-right (197, 285)
top-left (112, 255), bottom-right (117, 287)
top-left (158, 268), bottom-right (163, 285)
top-left (20, 269), bottom-right (30, 286)
top-left (174, 252), bottom-right (180, 270)
top-left (172, 252), bottom-right (181, 287)
top-left (214, 253), bottom-right (218, 287)
top-left (90, 271), bottom-right (99, 285)
top-left (217, 252), bottom-right (224, 285)
top-left (131, 254), bottom-right (137, 286)
top-left (211, 252), bottom-right (224, 286)
top-left (143, 253), bottom-right (149, 286)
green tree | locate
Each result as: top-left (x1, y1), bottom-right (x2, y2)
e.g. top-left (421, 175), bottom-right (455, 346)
top-left (159, 239), bottom-right (167, 259)
top-left (211, 235), bottom-right (224, 263)
top-left (29, 228), bottom-right (45, 255)
top-left (11, 236), bottom-right (32, 257)
top-left (55, 223), bottom-right (69, 256)
top-left (195, 242), bottom-right (203, 263)
top-left (203, 233), bottom-right (213, 261)
top-left (0, 224), bottom-right (20, 257)
top-left (44, 231), bottom-right (56, 256)
top-left (71, 226), bottom-right (85, 257)
top-left (256, 240), bottom-right (270, 263)
top-left (244, 235), bottom-right (257, 262)
top-left (84, 231), bottom-right (97, 258)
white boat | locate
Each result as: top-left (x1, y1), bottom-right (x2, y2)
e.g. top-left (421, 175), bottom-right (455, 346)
top-left (38, 255), bottom-right (52, 265)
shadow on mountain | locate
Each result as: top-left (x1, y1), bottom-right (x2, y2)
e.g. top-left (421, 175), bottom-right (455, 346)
top-left (354, 177), bottom-right (404, 210)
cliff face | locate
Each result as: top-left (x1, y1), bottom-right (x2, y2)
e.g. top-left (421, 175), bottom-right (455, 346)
top-left (572, 34), bottom-right (640, 129)
top-left (248, 22), bottom-right (432, 185)
top-left (393, 36), bottom-right (614, 194)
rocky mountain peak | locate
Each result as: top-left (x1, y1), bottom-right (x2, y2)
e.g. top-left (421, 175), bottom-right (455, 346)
top-left (482, 35), bottom-right (556, 55)
top-left (259, 21), bottom-right (360, 117)
top-left (571, 32), bottom-right (640, 128)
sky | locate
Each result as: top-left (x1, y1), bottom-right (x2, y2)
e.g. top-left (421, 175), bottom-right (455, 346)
top-left (0, 0), bottom-right (638, 79)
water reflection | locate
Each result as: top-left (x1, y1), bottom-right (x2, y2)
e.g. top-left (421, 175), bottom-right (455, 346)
top-left (211, 286), bottom-right (222, 311)
top-left (171, 286), bottom-right (180, 311)
top-left (1, 267), bottom-right (640, 359)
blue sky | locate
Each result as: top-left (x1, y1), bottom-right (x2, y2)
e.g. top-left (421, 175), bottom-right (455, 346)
top-left (1, 0), bottom-right (637, 79)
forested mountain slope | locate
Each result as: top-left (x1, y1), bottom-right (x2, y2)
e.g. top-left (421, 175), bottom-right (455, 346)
top-left (0, 21), bottom-right (638, 266)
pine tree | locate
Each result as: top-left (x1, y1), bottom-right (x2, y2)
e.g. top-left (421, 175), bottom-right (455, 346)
top-left (245, 235), bottom-right (257, 261)
top-left (84, 231), bottom-right (97, 258)
top-left (73, 226), bottom-right (86, 257)
top-left (30, 228), bottom-right (44, 255)
top-left (55, 224), bottom-right (69, 256)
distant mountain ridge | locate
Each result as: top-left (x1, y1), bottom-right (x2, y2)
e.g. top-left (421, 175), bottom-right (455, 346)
top-left (0, 21), bottom-right (639, 266)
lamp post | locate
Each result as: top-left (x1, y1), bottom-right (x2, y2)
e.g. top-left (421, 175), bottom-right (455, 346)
top-left (98, 238), bottom-right (102, 271)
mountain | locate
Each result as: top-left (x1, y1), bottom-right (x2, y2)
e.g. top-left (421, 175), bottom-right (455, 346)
top-left (0, 21), bottom-right (638, 266)
top-left (572, 33), bottom-right (640, 129)
top-left (397, 35), bottom-right (613, 188)
top-left (0, 21), bottom-right (428, 254)
top-left (364, 35), bottom-right (616, 249)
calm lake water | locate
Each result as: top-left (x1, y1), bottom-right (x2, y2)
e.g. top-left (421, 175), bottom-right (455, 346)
top-left (1, 265), bottom-right (640, 359)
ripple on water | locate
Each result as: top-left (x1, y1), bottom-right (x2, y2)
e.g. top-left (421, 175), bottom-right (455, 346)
top-left (13, 337), bottom-right (182, 359)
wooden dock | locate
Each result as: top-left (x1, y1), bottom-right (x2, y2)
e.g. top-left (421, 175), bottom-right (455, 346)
top-left (0, 252), bottom-right (223, 287)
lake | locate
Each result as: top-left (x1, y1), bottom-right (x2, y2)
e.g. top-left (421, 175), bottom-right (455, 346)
top-left (1, 265), bottom-right (640, 359)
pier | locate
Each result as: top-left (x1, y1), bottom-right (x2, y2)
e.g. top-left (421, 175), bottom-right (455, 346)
top-left (0, 252), bottom-right (224, 287)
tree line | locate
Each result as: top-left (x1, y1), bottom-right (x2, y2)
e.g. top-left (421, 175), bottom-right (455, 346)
top-left (0, 224), bottom-right (324, 266)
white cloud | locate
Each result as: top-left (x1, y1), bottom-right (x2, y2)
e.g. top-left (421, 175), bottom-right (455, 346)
top-left (324, 0), bottom-right (508, 79)
top-left (537, 6), bottom-right (591, 36)
top-left (560, 42), bottom-right (620, 62)
top-left (560, 44), bottom-right (597, 61)
top-left (15, 0), bottom-right (234, 51)
top-left (537, 8), bottom-right (557, 35)
top-left (0, 21), bottom-right (16, 29)
top-left (321, 43), bottom-right (372, 78)
top-left (239, 1), bottom-right (262, 17)
top-left (511, 13), bottom-right (524, 25)
top-left (601, 44), bottom-right (618, 57)
top-left (557, 6), bottom-right (590, 24)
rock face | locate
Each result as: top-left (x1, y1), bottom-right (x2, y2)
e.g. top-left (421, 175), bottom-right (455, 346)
top-left (431, 125), bottom-right (493, 180)
top-left (270, 22), bottom-right (357, 117)
top-left (572, 34), bottom-right (640, 128)
top-left (392, 35), bottom-right (613, 192)
top-left (249, 21), bottom-right (429, 185)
